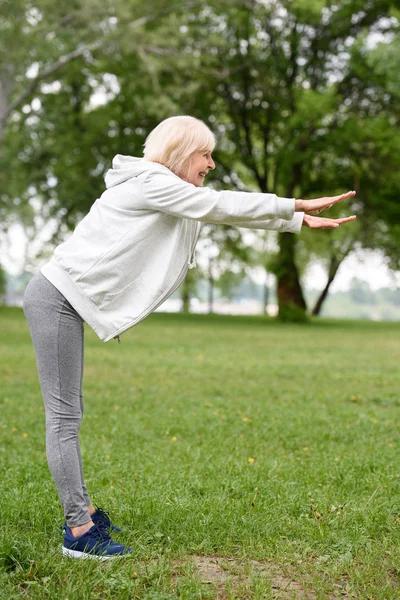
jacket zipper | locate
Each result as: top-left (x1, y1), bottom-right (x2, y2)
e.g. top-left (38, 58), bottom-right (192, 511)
top-left (188, 223), bottom-right (200, 269)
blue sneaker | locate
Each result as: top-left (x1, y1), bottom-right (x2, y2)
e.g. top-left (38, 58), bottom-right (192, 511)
top-left (62, 523), bottom-right (132, 560)
top-left (91, 506), bottom-right (121, 532)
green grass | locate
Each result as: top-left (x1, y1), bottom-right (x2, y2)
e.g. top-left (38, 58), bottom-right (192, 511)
top-left (1, 307), bottom-right (400, 599)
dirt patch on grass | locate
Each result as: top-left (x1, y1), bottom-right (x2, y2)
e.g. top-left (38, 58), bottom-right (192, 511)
top-left (171, 554), bottom-right (350, 599)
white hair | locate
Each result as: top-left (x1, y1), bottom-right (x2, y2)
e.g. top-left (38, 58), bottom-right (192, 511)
top-left (143, 115), bottom-right (216, 175)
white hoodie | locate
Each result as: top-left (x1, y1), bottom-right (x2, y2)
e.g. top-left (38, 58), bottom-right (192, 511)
top-left (41, 155), bottom-right (304, 342)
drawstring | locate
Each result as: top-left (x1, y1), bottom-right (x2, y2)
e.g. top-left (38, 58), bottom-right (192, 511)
top-left (188, 254), bottom-right (197, 269)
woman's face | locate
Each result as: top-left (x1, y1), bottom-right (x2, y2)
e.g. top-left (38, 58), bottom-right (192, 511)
top-left (179, 150), bottom-right (216, 187)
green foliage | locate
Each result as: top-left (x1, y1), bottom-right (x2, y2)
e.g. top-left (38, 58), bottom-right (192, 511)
top-left (0, 0), bottom-right (399, 314)
top-left (290, 0), bottom-right (327, 24)
top-left (216, 269), bottom-right (244, 301)
top-left (175, 0), bottom-right (399, 316)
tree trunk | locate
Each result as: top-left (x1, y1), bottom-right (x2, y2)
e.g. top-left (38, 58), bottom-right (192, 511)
top-left (276, 232), bottom-right (307, 320)
top-left (311, 256), bottom-right (342, 316)
top-left (0, 74), bottom-right (13, 148)
top-left (181, 279), bottom-right (191, 313)
top-left (263, 281), bottom-right (269, 315)
top-left (208, 261), bottom-right (214, 314)
top-left (274, 162), bottom-right (307, 320)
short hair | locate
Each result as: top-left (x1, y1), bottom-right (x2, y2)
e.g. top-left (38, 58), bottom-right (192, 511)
top-left (143, 115), bottom-right (216, 175)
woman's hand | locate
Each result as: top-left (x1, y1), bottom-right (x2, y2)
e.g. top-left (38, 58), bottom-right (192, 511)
top-left (295, 190), bottom-right (356, 214)
top-left (303, 214), bottom-right (357, 229)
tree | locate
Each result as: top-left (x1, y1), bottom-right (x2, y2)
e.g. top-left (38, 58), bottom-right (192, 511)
top-left (172, 0), bottom-right (399, 318)
top-left (0, 266), bottom-right (6, 305)
top-left (301, 28), bottom-right (400, 314)
top-left (180, 267), bottom-right (198, 313)
top-left (0, 0), bottom-right (203, 277)
top-left (0, 1), bottom-right (162, 276)
top-left (1, 0), bottom-right (399, 319)
top-left (0, 0), bottom-right (197, 145)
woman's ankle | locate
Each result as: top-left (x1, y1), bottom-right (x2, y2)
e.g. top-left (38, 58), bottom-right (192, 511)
top-left (70, 520), bottom-right (94, 538)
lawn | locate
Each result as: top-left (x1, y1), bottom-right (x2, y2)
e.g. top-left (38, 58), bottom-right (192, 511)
top-left (1, 307), bottom-right (400, 599)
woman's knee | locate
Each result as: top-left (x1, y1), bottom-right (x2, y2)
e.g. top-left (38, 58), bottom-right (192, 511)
top-left (46, 409), bottom-right (83, 433)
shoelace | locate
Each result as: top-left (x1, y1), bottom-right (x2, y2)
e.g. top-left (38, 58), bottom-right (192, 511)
top-left (94, 507), bottom-right (112, 525)
top-left (85, 522), bottom-right (112, 542)
top-left (61, 509), bottom-right (114, 534)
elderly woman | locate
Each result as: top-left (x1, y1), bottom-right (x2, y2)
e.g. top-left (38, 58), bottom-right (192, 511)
top-left (23, 115), bottom-right (356, 560)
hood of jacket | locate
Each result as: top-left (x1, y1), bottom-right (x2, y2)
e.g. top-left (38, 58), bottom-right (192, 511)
top-left (104, 155), bottom-right (173, 188)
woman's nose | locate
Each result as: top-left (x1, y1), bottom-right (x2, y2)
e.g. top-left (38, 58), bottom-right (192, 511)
top-left (208, 157), bottom-right (216, 170)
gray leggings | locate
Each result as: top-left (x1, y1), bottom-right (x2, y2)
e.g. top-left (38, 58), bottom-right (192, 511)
top-left (23, 272), bottom-right (92, 527)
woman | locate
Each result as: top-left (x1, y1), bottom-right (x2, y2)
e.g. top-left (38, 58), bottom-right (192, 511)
top-left (23, 115), bottom-right (356, 560)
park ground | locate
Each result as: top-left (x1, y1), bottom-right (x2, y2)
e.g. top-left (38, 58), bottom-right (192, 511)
top-left (1, 308), bottom-right (400, 599)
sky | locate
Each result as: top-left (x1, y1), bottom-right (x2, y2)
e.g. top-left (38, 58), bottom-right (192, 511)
top-left (304, 251), bottom-right (400, 291)
top-left (248, 249), bottom-right (399, 292)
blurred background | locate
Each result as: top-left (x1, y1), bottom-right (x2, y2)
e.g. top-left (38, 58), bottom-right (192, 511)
top-left (1, 0), bottom-right (399, 321)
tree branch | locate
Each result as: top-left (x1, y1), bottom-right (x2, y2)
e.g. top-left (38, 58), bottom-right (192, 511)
top-left (3, 40), bottom-right (103, 123)
top-left (238, 17), bottom-right (266, 191)
top-left (2, 2), bottom-right (202, 125)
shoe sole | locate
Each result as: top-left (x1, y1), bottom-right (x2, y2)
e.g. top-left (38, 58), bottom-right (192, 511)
top-left (62, 546), bottom-right (129, 561)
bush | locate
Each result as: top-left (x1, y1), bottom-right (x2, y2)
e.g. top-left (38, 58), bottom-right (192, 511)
top-left (277, 302), bottom-right (310, 323)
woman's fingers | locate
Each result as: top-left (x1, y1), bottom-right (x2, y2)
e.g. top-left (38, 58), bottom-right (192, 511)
top-left (335, 215), bottom-right (357, 224)
top-left (328, 191), bottom-right (356, 204)
top-left (297, 190), bottom-right (356, 214)
top-left (303, 214), bottom-right (357, 229)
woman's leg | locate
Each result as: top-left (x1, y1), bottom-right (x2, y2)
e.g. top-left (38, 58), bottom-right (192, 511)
top-left (77, 333), bottom-right (92, 509)
top-left (23, 272), bottom-right (92, 528)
